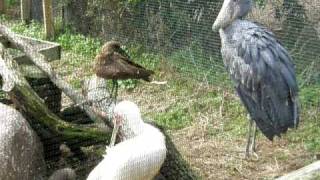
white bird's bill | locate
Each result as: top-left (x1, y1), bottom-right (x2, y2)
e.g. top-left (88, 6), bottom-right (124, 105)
top-left (109, 114), bottom-right (122, 148)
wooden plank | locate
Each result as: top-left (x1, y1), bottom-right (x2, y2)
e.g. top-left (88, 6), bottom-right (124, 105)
top-left (21, 0), bottom-right (31, 24)
top-left (276, 161), bottom-right (320, 180)
top-left (19, 65), bottom-right (47, 78)
top-left (42, 0), bottom-right (54, 39)
top-left (0, 34), bottom-right (61, 64)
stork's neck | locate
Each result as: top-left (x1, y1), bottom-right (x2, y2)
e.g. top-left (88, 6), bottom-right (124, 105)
top-left (219, 19), bottom-right (251, 44)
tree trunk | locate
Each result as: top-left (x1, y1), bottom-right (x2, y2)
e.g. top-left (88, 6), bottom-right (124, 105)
top-left (42, 0), bottom-right (54, 39)
top-left (0, 0), bottom-right (5, 14)
top-left (21, 0), bottom-right (31, 24)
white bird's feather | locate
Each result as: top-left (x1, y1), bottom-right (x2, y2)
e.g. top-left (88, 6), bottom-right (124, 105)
top-left (87, 101), bottom-right (166, 180)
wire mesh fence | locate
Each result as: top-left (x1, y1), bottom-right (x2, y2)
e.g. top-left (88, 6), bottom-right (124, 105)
top-left (59, 0), bottom-right (319, 83)
top-left (0, 0), bottom-right (320, 179)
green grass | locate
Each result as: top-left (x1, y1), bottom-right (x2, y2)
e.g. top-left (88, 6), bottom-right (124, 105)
top-left (1, 19), bottom-right (319, 155)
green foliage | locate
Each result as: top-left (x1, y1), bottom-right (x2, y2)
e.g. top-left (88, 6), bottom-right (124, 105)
top-left (121, 44), bottom-right (160, 71)
top-left (120, 0), bottom-right (145, 6)
top-left (117, 79), bottom-right (138, 90)
top-left (154, 105), bottom-right (193, 130)
top-left (0, 14), bottom-right (9, 22)
top-left (254, 0), bottom-right (266, 7)
top-left (11, 21), bottom-right (44, 39)
top-left (116, 44), bottom-right (161, 90)
top-left (5, 0), bottom-right (18, 7)
top-left (169, 42), bottom-right (230, 86)
top-left (56, 31), bottom-right (102, 58)
top-left (0, 91), bottom-right (5, 99)
top-left (299, 85), bottom-right (320, 107)
top-left (288, 110), bottom-right (320, 153)
top-left (10, 21), bottom-right (102, 58)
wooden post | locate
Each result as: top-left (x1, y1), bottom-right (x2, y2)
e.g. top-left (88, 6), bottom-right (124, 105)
top-left (21, 0), bottom-right (31, 24)
top-left (0, 0), bottom-right (5, 14)
top-left (42, 0), bottom-right (54, 39)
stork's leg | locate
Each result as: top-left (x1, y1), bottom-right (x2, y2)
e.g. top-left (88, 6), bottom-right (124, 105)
top-left (113, 80), bottom-right (118, 103)
top-left (251, 121), bottom-right (257, 152)
top-left (109, 80), bottom-right (116, 99)
top-left (245, 116), bottom-right (258, 159)
top-left (245, 117), bottom-right (254, 158)
top-left (109, 80), bottom-right (118, 104)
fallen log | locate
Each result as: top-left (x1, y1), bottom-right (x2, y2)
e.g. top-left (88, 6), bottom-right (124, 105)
top-left (276, 161), bottom-right (320, 180)
top-left (0, 24), bottom-right (110, 127)
top-left (0, 42), bottom-right (110, 149)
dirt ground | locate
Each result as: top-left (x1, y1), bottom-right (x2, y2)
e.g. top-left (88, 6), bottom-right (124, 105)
top-left (117, 81), bottom-right (318, 180)
top-left (172, 124), bottom-right (315, 180)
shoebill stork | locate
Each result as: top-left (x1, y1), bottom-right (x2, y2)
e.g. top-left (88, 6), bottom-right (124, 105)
top-left (212, 0), bottom-right (299, 157)
top-left (94, 41), bottom-right (154, 103)
top-left (87, 101), bottom-right (166, 180)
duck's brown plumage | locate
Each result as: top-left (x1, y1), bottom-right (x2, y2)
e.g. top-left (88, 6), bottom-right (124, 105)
top-left (94, 41), bottom-right (154, 82)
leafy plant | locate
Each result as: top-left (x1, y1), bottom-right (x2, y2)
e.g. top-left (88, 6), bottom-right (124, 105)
top-left (56, 31), bottom-right (102, 58)
top-left (11, 21), bottom-right (44, 39)
top-left (154, 105), bottom-right (193, 130)
top-left (117, 79), bottom-right (138, 90)
top-left (5, 0), bottom-right (18, 7)
top-left (299, 85), bottom-right (320, 107)
top-left (254, 0), bottom-right (266, 7)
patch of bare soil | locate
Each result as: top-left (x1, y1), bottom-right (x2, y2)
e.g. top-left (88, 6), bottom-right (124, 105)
top-left (172, 123), bottom-right (314, 180)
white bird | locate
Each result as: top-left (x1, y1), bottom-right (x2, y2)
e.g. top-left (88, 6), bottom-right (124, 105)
top-left (87, 101), bottom-right (166, 180)
top-left (48, 168), bottom-right (76, 180)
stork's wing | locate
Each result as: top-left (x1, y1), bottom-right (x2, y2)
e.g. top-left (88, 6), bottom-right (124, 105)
top-left (227, 25), bottom-right (299, 140)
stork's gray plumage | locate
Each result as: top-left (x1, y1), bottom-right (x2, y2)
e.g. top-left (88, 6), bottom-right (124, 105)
top-left (213, 0), bottom-right (299, 157)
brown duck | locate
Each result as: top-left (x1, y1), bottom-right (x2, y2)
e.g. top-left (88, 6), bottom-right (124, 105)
top-left (94, 41), bottom-right (154, 81)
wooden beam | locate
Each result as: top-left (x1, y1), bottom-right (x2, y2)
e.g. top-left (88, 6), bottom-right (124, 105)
top-left (276, 161), bottom-right (320, 180)
top-left (42, 0), bottom-right (54, 39)
top-left (0, 0), bottom-right (5, 14)
top-left (21, 0), bottom-right (31, 24)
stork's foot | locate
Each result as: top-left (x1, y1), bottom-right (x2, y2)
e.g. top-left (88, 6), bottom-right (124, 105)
top-left (245, 147), bottom-right (259, 160)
